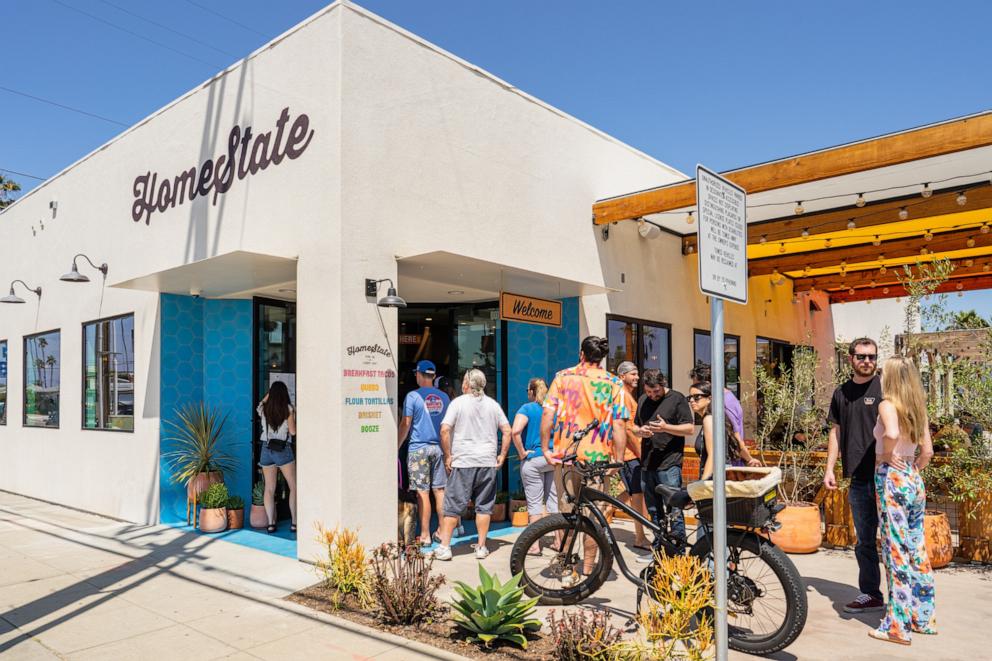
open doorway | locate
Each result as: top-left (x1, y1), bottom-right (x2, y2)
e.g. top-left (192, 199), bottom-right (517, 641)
top-left (253, 297), bottom-right (297, 524)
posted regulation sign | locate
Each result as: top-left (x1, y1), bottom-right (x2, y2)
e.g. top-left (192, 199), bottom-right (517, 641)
top-left (696, 165), bottom-right (748, 304)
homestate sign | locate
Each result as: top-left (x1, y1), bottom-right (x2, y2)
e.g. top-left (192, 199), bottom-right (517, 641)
top-left (131, 107), bottom-right (315, 225)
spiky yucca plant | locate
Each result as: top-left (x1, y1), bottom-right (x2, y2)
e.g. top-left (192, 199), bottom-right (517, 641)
top-left (161, 403), bottom-right (238, 486)
top-left (451, 564), bottom-right (541, 649)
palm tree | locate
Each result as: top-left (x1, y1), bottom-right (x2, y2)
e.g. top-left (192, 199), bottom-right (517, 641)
top-left (0, 174), bottom-right (20, 209)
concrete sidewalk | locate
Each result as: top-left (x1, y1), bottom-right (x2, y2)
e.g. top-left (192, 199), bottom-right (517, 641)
top-left (0, 491), bottom-right (464, 660)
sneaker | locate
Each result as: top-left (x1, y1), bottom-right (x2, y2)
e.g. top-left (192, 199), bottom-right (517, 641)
top-left (634, 551), bottom-right (655, 564)
top-left (475, 545), bottom-right (490, 560)
top-left (454, 523), bottom-right (466, 538)
top-left (844, 594), bottom-right (885, 614)
top-left (432, 545), bottom-right (452, 561)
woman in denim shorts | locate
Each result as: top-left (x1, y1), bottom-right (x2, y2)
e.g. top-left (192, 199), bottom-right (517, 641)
top-left (257, 381), bottom-right (297, 534)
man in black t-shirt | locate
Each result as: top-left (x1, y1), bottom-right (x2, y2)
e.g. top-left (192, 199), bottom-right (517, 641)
top-left (636, 369), bottom-right (694, 547)
top-left (825, 337), bottom-right (884, 614)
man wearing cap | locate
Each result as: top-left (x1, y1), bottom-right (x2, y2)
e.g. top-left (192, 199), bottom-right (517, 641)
top-left (398, 360), bottom-right (451, 546)
top-left (616, 361), bottom-right (652, 551)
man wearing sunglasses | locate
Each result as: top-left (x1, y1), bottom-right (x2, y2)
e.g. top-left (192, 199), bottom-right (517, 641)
top-left (825, 337), bottom-right (884, 615)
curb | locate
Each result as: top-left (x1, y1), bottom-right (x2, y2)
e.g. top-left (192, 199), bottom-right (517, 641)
top-left (279, 597), bottom-right (471, 661)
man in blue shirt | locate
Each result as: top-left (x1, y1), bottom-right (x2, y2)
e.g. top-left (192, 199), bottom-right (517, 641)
top-left (398, 360), bottom-right (450, 546)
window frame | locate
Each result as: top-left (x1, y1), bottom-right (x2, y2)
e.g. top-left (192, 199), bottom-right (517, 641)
top-left (81, 312), bottom-right (136, 433)
top-left (23, 328), bottom-right (62, 430)
top-left (0, 338), bottom-right (7, 426)
top-left (605, 314), bottom-right (673, 385)
top-left (756, 335), bottom-right (794, 375)
top-left (693, 328), bottom-right (741, 396)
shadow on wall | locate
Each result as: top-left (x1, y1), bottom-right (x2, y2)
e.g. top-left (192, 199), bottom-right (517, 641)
top-left (159, 294), bottom-right (253, 525)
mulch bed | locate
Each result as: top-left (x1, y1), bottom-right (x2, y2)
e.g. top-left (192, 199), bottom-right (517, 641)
top-left (288, 583), bottom-right (557, 660)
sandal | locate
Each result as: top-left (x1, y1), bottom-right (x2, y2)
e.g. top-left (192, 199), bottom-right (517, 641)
top-left (868, 630), bottom-right (910, 646)
top-left (266, 524), bottom-right (277, 534)
top-left (290, 524), bottom-right (297, 533)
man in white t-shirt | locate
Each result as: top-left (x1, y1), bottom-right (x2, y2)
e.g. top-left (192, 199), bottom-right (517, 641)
top-left (433, 369), bottom-right (511, 561)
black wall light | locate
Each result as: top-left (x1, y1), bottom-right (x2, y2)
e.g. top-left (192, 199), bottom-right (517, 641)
top-left (365, 278), bottom-right (406, 308)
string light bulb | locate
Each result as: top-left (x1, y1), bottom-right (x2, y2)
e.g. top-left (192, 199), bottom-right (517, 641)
top-left (794, 201), bottom-right (804, 215)
top-left (956, 283), bottom-right (964, 291)
top-left (921, 183), bottom-right (932, 198)
top-left (968, 237), bottom-right (977, 247)
top-left (856, 193), bottom-right (866, 208)
top-left (801, 227), bottom-right (810, 238)
top-left (898, 207), bottom-right (909, 220)
top-left (985, 264), bottom-right (991, 272)
top-left (803, 265), bottom-right (811, 275)
top-left (686, 245), bottom-right (695, 254)
top-left (847, 218), bottom-right (856, 230)
top-left (848, 288), bottom-right (855, 295)
top-left (957, 191), bottom-right (968, 206)
top-left (883, 287), bottom-right (890, 295)
top-left (924, 230), bottom-right (933, 241)
top-left (779, 242), bottom-right (786, 253)
top-left (686, 211), bottom-right (695, 225)
top-left (965, 259), bottom-right (974, 268)
top-left (872, 235), bottom-right (881, 246)
top-left (982, 223), bottom-right (990, 234)
top-left (759, 234), bottom-right (767, 244)
top-left (870, 280), bottom-right (877, 288)
top-left (879, 265), bottom-right (887, 275)
top-left (824, 238), bottom-right (833, 248)
top-left (920, 247), bottom-right (929, 255)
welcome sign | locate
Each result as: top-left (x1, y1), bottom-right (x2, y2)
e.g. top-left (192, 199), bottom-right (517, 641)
top-left (499, 292), bottom-right (562, 328)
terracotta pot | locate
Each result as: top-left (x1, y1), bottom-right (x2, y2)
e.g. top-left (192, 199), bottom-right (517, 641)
top-left (249, 504), bottom-right (268, 528)
top-left (959, 495), bottom-right (992, 563)
top-left (511, 509), bottom-right (529, 527)
top-left (769, 502), bottom-right (822, 554)
top-left (491, 503), bottom-right (507, 522)
top-left (199, 507), bottom-right (228, 533)
top-left (226, 508), bottom-right (245, 530)
top-left (187, 471), bottom-right (224, 498)
top-left (924, 510), bottom-right (952, 569)
top-left (823, 485), bottom-right (857, 548)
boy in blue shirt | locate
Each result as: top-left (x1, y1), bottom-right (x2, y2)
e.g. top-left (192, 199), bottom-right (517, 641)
top-left (398, 360), bottom-right (451, 546)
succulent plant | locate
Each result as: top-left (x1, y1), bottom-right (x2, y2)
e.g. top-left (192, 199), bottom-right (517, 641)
top-left (450, 564), bottom-right (541, 649)
top-left (199, 482), bottom-right (229, 510)
top-left (252, 481), bottom-right (265, 506)
top-left (226, 495), bottom-right (244, 509)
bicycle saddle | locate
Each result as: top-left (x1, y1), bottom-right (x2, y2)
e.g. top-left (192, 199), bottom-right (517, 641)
top-left (655, 484), bottom-right (692, 509)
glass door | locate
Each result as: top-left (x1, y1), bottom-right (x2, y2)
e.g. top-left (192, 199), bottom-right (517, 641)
top-left (253, 298), bottom-right (297, 518)
top-left (453, 305), bottom-right (499, 399)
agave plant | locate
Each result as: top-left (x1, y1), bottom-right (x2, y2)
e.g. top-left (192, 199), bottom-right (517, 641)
top-left (451, 564), bottom-right (541, 649)
top-left (161, 403), bottom-right (238, 486)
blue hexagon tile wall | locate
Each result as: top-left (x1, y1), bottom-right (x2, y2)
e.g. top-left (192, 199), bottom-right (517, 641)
top-left (159, 294), bottom-right (252, 524)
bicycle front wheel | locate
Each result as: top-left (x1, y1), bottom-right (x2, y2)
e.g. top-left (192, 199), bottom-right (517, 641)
top-left (509, 513), bottom-right (613, 605)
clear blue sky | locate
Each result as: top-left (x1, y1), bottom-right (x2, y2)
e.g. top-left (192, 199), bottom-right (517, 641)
top-left (4, 0), bottom-right (992, 315)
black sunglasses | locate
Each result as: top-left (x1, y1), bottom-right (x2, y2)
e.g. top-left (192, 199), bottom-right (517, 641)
top-left (688, 393), bottom-right (709, 402)
top-left (853, 353), bottom-right (877, 362)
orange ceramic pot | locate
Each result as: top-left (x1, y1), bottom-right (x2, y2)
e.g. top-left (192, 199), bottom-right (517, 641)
top-left (199, 507), bottom-right (228, 533)
top-left (249, 504), bottom-right (268, 528)
top-left (924, 510), bottom-right (952, 568)
top-left (226, 508), bottom-right (245, 530)
top-left (511, 510), bottom-right (529, 527)
top-left (769, 502), bottom-right (822, 554)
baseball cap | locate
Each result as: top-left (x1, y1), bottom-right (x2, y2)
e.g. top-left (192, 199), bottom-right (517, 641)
top-left (414, 360), bottom-right (437, 374)
top-left (616, 361), bottom-right (637, 376)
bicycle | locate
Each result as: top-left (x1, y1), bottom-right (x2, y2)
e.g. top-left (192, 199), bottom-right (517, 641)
top-left (509, 420), bottom-right (808, 656)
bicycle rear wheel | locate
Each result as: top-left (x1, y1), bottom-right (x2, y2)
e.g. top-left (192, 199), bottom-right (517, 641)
top-left (509, 513), bottom-right (613, 605)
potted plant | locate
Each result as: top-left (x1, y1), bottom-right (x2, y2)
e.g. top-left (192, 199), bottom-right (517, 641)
top-left (199, 483), bottom-right (229, 533)
top-left (749, 346), bottom-right (825, 554)
top-left (226, 495), bottom-right (245, 530)
top-left (511, 504), bottom-right (529, 527)
top-left (509, 491), bottom-right (527, 518)
top-left (161, 403), bottom-right (238, 501)
top-left (492, 491), bottom-right (508, 522)
top-left (250, 481), bottom-right (268, 528)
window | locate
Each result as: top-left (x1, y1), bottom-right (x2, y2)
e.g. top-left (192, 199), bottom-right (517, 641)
top-left (756, 337), bottom-right (794, 377)
top-left (24, 330), bottom-right (60, 428)
top-left (606, 315), bottom-right (672, 383)
top-left (83, 314), bottom-right (136, 431)
top-left (693, 329), bottom-right (741, 397)
top-left (0, 340), bottom-right (7, 425)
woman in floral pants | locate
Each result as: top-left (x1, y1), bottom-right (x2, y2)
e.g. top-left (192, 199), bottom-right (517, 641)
top-left (871, 357), bottom-right (936, 645)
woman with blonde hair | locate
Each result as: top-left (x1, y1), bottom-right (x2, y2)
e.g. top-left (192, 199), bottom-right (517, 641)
top-left (511, 378), bottom-right (557, 555)
top-left (870, 356), bottom-right (936, 646)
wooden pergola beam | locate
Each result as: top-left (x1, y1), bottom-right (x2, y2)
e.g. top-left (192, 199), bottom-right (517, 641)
top-left (793, 254), bottom-right (992, 292)
top-left (681, 184), bottom-right (992, 252)
top-left (748, 226), bottom-right (990, 276)
top-left (593, 111), bottom-right (992, 224)
top-left (829, 272), bottom-right (992, 303)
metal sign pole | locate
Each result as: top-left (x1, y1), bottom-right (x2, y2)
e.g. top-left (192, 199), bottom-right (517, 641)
top-left (710, 297), bottom-right (728, 661)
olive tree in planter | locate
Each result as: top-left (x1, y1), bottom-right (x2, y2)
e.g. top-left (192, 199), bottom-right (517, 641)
top-left (162, 403), bottom-right (238, 527)
top-left (748, 345), bottom-right (827, 554)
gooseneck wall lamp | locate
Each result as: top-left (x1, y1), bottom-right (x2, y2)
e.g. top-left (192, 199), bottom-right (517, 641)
top-left (365, 278), bottom-right (407, 308)
top-left (60, 254), bottom-right (109, 283)
top-left (1, 280), bottom-right (42, 304)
